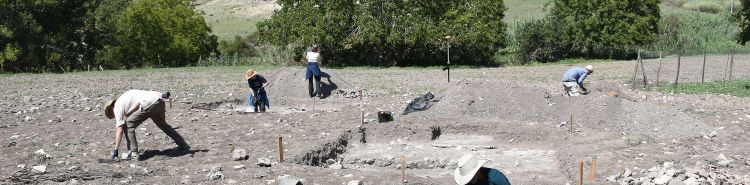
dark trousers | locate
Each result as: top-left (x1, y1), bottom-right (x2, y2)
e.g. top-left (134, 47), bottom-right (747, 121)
top-left (308, 76), bottom-right (321, 97)
top-left (125, 99), bottom-right (188, 152)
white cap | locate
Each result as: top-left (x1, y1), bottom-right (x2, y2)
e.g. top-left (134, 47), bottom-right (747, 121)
top-left (585, 65), bottom-right (594, 72)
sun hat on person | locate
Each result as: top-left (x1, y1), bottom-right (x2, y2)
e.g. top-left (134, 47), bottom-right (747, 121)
top-left (454, 153), bottom-right (489, 185)
top-left (586, 65), bottom-right (594, 73)
top-left (104, 100), bottom-right (116, 119)
top-left (277, 175), bottom-right (302, 185)
top-left (245, 69), bottom-right (257, 80)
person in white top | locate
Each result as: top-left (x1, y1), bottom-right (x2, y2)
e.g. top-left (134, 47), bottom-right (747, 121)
top-left (104, 90), bottom-right (189, 160)
top-left (305, 45), bottom-right (323, 97)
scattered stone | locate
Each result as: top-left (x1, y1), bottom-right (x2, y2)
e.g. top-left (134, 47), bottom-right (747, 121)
top-left (708, 131), bottom-right (717, 138)
top-left (35, 149), bottom-right (51, 159)
top-left (309, 113), bottom-right (321, 118)
top-left (231, 148), bottom-right (248, 161)
top-left (330, 162), bottom-right (343, 170)
top-left (233, 165), bottom-right (246, 170)
top-left (205, 172), bottom-right (224, 181)
top-left (623, 169), bottom-right (633, 178)
top-left (85, 107), bottom-right (92, 111)
top-left (343, 174), bottom-right (353, 178)
top-left (17, 164), bottom-right (25, 168)
top-left (226, 179), bottom-right (237, 184)
top-left (210, 166), bottom-right (222, 172)
top-left (717, 153), bottom-right (731, 167)
top-left (347, 180), bottom-right (363, 185)
top-left (653, 174), bottom-right (672, 184)
top-left (277, 118), bottom-right (283, 123)
top-left (256, 158), bottom-right (272, 167)
top-left (326, 159), bottom-right (336, 165)
top-left (683, 177), bottom-right (698, 185)
top-left (32, 165), bottom-right (47, 173)
top-left (190, 117), bottom-right (199, 122)
top-left (24, 116), bottom-right (33, 122)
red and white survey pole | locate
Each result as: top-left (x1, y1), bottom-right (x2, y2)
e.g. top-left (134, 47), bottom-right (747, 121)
top-left (443, 36), bottom-right (452, 82)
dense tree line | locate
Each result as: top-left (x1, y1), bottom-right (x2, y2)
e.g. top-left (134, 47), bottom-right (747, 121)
top-left (258, 0), bottom-right (508, 66)
top-left (0, 0), bottom-right (217, 73)
top-left (517, 0), bottom-right (661, 63)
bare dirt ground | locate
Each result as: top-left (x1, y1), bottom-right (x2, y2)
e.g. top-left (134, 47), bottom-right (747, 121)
top-left (1, 55), bottom-right (750, 185)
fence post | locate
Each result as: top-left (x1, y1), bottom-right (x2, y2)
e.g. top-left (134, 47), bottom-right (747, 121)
top-left (729, 48), bottom-right (734, 81)
top-left (639, 50), bottom-right (648, 88)
top-left (632, 54), bottom-right (640, 85)
top-left (656, 50), bottom-right (663, 87)
top-left (674, 50), bottom-right (681, 89)
top-left (701, 51), bottom-right (706, 84)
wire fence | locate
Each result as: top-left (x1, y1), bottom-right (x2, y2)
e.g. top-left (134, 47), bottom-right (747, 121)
top-left (631, 47), bottom-right (749, 88)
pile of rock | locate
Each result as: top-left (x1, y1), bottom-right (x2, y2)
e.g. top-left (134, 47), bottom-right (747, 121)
top-left (608, 159), bottom-right (749, 185)
top-left (205, 166), bottom-right (224, 181)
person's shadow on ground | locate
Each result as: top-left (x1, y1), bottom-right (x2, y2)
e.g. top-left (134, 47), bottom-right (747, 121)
top-left (318, 72), bottom-right (338, 99)
top-left (139, 148), bottom-right (209, 160)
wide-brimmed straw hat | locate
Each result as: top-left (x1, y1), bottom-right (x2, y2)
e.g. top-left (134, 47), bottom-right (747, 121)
top-left (104, 100), bottom-right (116, 119)
top-left (245, 69), bottom-right (257, 80)
top-left (277, 175), bottom-right (302, 185)
top-left (454, 153), bottom-right (488, 185)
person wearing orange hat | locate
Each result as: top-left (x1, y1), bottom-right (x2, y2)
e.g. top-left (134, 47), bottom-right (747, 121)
top-left (246, 69), bottom-right (269, 112)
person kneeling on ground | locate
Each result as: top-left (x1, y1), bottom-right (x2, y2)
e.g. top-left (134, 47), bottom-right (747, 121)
top-left (105, 90), bottom-right (190, 160)
top-left (305, 45), bottom-right (323, 98)
top-left (561, 65), bottom-right (594, 96)
top-left (454, 153), bottom-right (511, 185)
top-left (246, 69), bottom-right (269, 112)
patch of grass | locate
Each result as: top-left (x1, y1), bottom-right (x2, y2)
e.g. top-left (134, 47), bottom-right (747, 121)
top-left (655, 5), bottom-right (749, 54)
top-left (658, 79), bottom-right (750, 97)
top-left (203, 15), bottom-right (267, 41)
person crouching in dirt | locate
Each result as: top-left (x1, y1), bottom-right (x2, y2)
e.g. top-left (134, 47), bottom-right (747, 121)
top-left (561, 65), bottom-right (594, 96)
top-left (104, 90), bottom-right (190, 160)
top-left (246, 69), bottom-right (270, 112)
top-left (454, 153), bottom-right (511, 185)
top-left (305, 45), bottom-right (323, 98)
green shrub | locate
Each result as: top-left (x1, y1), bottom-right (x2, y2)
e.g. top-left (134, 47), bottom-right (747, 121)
top-left (684, 1), bottom-right (726, 14)
top-left (218, 32), bottom-right (260, 57)
top-left (515, 18), bottom-right (569, 63)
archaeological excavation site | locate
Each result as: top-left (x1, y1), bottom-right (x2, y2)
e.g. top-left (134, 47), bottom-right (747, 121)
top-left (2, 55), bottom-right (750, 184)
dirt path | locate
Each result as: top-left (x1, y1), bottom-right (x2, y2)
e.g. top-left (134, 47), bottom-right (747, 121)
top-left (1, 58), bottom-right (749, 184)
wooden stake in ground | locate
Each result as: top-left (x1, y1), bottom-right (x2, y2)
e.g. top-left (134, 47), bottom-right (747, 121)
top-left (701, 51), bottom-right (707, 84)
top-left (401, 155), bottom-right (406, 184)
top-left (361, 111), bottom-right (365, 127)
top-left (656, 50), bottom-right (663, 87)
top-left (632, 56), bottom-right (640, 84)
top-left (590, 156), bottom-right (598, 180)
top-left (578, 160), bottom-right (584, 185)
top-left (638, 50), bottom-right (648, 88)
top-left (278, 137), bottom-right (284, 162)
top-left (359, 89), bottom-right (363, 101)
top-left (674, 50), bottom-right (682, 88)
top-left (568, 113), bottom-right (573, 133)
top-left (311, 97), bottom-right (316, 111)
top-left (729, 48), bottom-right (735, 81)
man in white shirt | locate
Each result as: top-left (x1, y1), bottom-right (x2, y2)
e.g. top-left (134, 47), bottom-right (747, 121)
top-left (104, 90), bottom-right (189, 160)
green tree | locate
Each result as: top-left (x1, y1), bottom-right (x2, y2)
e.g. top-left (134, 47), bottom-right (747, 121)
top-left (0, 0), bottom-right (97, 72)
top-left (549, 0), bottom-right (660, 56)
top-left (258, 0), bottom-right (507, 66)
top-left (734, 0), bottom-right (750, 44)
top-left (111, 0), bottom-right (218, 68)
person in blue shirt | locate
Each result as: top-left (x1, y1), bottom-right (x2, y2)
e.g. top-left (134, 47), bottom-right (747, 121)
top-left (561, 65), bottom-right (594, 96)
top-left (246, 69), bottom-right (269, 112)
top-left (454, 154), bottom-right (511, 185)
